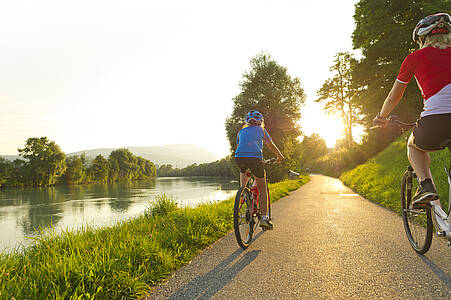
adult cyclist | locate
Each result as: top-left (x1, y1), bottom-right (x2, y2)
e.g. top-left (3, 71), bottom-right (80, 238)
top-left (235, 110), bottom-right (284, 230)
top-left (373, 13), bottom-right (451, 206)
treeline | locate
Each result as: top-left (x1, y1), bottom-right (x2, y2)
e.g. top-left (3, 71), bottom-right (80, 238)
top-left (311, 127), bottom-right (404, 177)
top-left (0, 137), bottom-right (156, 188)
top-left (157, 157), bottom-right (238, 178)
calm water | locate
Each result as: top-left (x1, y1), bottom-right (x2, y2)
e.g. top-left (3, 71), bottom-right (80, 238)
top-left (0, 177), bottom-right (237, 252)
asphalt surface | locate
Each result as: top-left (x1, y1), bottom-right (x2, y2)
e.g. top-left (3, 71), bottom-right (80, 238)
top-left (146, 175), bottom-right (450, 299)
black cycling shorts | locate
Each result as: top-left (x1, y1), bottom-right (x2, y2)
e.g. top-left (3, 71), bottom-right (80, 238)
top-left (413, 113), bottom-right (451, 150)
top-left (235, 157), bottom-right (265, 178)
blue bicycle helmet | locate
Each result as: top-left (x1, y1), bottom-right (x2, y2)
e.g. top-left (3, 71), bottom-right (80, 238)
top-left (245, 110), bottom-right (264, 125)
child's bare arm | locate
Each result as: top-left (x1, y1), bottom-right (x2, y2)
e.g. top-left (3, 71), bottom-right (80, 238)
top-left (264, 140), bottom-right (284, 162)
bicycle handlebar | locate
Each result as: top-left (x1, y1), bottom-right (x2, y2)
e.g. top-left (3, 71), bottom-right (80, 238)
top-left (263, 157), bottom-right (278, 164)
top-left (370, 115), bottom-right (416, 131)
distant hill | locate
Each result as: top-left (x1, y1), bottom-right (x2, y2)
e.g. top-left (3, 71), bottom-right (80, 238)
top-left (68, 144), bottom-right (220, 168)
top-left (1, 144), bottom-right (221, 167)
top-left (0, 155), bottom-right (21, 161)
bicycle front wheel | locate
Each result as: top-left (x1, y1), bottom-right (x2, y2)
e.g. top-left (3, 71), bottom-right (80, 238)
top-left (233, 187), bottom-right (256, 249)
top-left (400, 170), bottom-right (433, 254)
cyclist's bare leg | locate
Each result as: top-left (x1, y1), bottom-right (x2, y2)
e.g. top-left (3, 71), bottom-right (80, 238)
top-left (239, 171), bottom-right (249, 188)
top-left (255, 173), bottom-right (268, 216)
top-left (407, 134), bottom-right (441, 204)
top-left (407, 134), bottom-right (433, 182)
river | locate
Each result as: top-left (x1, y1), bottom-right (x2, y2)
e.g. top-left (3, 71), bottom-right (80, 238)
top-left (0, 177), bottom-right (237, 252)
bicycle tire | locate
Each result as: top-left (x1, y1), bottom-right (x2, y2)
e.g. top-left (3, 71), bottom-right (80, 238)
top-left (233, 187), bottom-right (255, 249)
top-left (267, 183), bottom-right (271, 220)
top-left (400, 170), bottom-right (433, 254)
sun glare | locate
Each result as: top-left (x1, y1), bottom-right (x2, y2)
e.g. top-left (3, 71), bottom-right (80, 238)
top-left (301, 109), bottom-right (365, 149)
top-left (300, 103), bottom-right (345, 148)
top-left (318, 116), bottom-right (345, 148)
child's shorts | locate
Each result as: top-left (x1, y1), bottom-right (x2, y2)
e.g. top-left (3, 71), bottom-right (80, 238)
top-left (235, 157), bottom-right (265, 178)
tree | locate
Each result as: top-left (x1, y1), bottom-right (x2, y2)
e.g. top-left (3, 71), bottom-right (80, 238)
top-left (0, 157), bottom-right (11, 187)
top-left (88, 154), bottom-right (109, 183)
top-left (157, 164), bottom-right (179, 177)
top-left (136, 156), bottom-right (156, 180)
top-left (108, 148), bottom-right (156, 182)
top-left (298, 133), bottom-right (328, 170)
top-left (18, 137), bottom-right (66, 186)
top-left (316, 52), bottom-right (361, 148)
top-left (62, 155), bottom-right (87, 184)
top-left (225, 53), bottom-right (306, 181)
top-left (108, 149), bottom-right (137, 181)
top-left (352, 0), bottom-right (449, 124)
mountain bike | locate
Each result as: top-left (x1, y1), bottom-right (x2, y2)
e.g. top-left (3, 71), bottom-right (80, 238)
top-left (233, 158), bottom-right (277, 249)
top-left (381, 116), bottom-right (451, 254)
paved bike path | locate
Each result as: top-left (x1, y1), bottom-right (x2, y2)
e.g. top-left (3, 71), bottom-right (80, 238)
top-left (147, 175), bottom-right (450, 299)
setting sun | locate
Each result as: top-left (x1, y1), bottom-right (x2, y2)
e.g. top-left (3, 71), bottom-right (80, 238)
top-left (300, 101), bottom-right (364, 148)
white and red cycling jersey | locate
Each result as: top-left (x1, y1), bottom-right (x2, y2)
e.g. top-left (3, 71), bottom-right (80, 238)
top-left (396, 46), bottom-right (451, 117)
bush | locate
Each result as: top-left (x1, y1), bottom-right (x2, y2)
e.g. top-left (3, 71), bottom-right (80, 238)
top-left (312, 145), bottom-right (367, 177)
top-left (146, 194), bottom-right (179, 217)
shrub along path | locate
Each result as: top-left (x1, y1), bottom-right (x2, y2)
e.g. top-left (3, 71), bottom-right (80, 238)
top-left (147, 175), bottom-right (450, 299)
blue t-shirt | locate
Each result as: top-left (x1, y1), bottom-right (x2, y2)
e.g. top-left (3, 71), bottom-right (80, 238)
top-left (235, 126), bottom-right (272, 159)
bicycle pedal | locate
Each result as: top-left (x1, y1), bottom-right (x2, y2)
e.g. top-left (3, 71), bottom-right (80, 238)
top-left (411, 202), bottom-right (431, 209)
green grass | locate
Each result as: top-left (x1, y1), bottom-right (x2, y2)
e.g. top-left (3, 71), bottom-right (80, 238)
top-left (340, 133), bottom-right (449, 215)
top-left (0, 176), bottom-right (309, 299)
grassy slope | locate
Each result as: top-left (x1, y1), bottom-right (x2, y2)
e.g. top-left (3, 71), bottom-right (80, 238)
top-left (0, 176), bottom-right (309, 299)
top-left (340, 133), bottom-right (449, 215)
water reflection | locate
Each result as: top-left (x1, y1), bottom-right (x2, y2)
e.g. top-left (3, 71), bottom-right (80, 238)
top-left (0, 177), bottom-right (237, 251)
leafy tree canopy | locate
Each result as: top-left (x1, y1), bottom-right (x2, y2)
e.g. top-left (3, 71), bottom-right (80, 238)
top-left (18, 137), bottom-right (66, 186)
top-left (352, 0), bottom-right (450, 123)
top-left (298, 133), bottom-right (329, 170)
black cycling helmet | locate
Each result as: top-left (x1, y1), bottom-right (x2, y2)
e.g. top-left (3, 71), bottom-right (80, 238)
top-left (413, 13), bottom-right (451, 45)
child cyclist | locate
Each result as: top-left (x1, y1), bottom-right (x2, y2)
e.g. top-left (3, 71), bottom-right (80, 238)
top-left (234, 110), bottom-right (284, 230)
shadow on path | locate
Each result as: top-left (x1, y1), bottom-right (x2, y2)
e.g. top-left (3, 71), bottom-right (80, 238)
top-left (419, 254), bottom-right (451, 289)
top-left (166, 248), bottom-right (261, 299)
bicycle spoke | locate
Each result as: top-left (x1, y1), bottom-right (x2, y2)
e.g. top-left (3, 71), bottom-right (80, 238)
top-left (401, 171), bottom-right (433, 254)
top-left (234, 187), bottom-right (254, 249)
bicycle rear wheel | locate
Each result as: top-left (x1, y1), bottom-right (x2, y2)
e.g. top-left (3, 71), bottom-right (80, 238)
top-left (267, 183), bottom-right (271, 220)
top-left (400, 170), bottom-right (433, 254)
top-left (233, 187), bottom-right (257, 249)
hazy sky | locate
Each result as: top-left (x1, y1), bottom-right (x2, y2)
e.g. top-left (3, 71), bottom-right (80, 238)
top-left (1, 0), bottom-right (358, 157)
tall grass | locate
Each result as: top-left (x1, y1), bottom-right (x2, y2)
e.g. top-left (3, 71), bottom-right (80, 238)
top-left (0, 177), bottom-right (309, 299)
top-left (341, 133), bottom-right (449, 215)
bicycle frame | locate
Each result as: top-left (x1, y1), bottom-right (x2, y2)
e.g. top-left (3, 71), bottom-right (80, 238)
top-left (233, 158), bottom-right (276, 248)
top-left (409, 152), bottom-right (451, 242)
top-left (429, 154), bottom-right (451, 240)
top-left (387, 116), bottom-right (451, 242)
top-left (244, 172), bottom-right (270, 219)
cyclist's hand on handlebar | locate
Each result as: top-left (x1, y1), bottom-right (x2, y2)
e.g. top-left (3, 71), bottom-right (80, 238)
top-left (276, 155), bottom-right (284, 164)
top-left (372, 113), bottom-right (389, 128)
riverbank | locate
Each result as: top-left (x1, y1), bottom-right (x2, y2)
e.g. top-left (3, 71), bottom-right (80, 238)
top-left (0, 176), bottom-right (309, 299)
